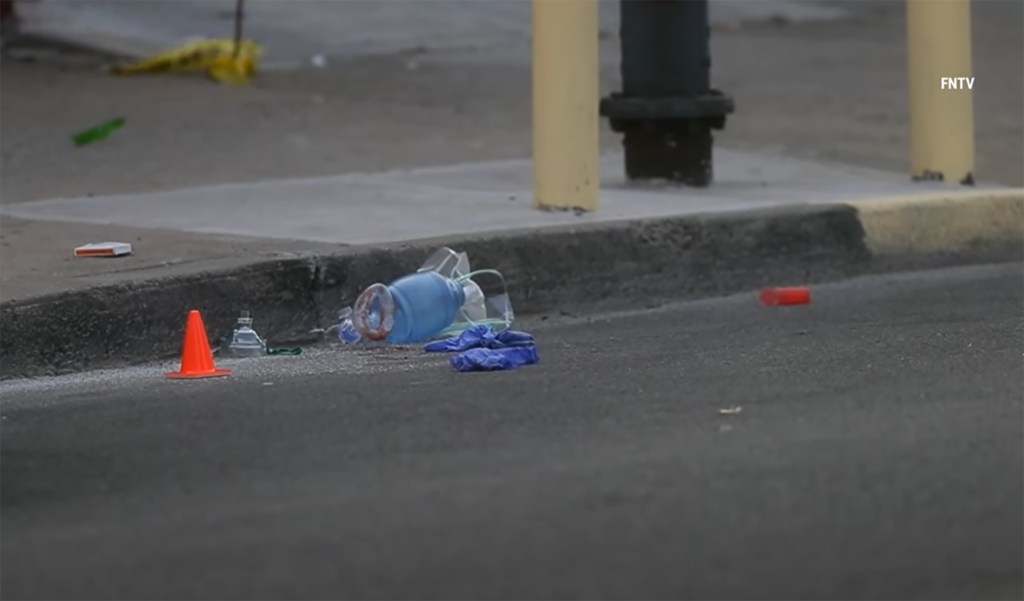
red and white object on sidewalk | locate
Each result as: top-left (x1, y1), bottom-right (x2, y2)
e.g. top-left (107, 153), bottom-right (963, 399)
top-left (73, 242), bottom-right (133, 257)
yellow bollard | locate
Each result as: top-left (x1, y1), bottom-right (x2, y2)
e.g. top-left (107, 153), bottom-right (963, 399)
top-left (906, 0), bottom-right (975, 185)
top-left (532, 0), bottom-right (599, 211)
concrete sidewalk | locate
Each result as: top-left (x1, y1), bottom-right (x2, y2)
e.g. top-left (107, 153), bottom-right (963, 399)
top-left (0, 148), bottom-right (991, 302)
top-left (1, 147), bottom-right (1021, 379)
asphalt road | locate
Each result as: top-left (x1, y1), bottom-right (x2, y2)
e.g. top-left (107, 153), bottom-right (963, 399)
top-left (2, 263), bottom-right (1022, 600)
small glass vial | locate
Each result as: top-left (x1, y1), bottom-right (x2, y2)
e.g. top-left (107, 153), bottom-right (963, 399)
top-left (225, 311), bottom-right (266, 357)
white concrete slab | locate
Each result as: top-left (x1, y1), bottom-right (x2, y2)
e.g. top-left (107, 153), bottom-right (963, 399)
top-left (1, 149), bottom-right (970, 245)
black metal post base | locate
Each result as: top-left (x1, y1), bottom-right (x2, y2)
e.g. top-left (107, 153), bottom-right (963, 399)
top-left (621, 121), bottom-right (713, 186)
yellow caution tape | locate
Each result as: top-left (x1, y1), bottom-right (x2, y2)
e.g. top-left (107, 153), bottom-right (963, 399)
top-left (111, 39), bottom-right (263, 84)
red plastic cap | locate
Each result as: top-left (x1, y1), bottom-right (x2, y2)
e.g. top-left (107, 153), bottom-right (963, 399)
top-left (760, 286), bottom-right (810, 306)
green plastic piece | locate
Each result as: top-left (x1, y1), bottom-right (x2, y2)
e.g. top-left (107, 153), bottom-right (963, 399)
top-left (71, 117), bottom-right (126, 147)
top-left (266, 347), bottom-right (303, 356)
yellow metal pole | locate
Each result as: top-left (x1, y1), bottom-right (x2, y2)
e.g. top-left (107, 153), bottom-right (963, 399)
top-left (906, 0), bottom-right (975, 184)
top-left (532, 0), bottom-right (599, 211)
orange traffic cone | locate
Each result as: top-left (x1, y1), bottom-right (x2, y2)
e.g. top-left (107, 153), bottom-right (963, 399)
top-left (166, 310), bottom-right (231, 379)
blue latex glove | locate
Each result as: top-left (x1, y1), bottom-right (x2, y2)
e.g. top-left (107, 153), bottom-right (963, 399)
top-left (424, 325), bottom-right (534, 353)
top-left (449, 345), bottom-right (539, 372)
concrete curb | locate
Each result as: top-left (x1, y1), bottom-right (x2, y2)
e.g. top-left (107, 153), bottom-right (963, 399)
top-left (850, 189), bottom-right (1024, 254)
top-left (2, 192), bottom-right (1021, 380)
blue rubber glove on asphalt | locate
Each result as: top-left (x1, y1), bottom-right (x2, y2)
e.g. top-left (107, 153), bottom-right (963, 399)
top-left (449, 345), bottom-right (540, 372)
top-left (423, 325), bottom-right (534, 353)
